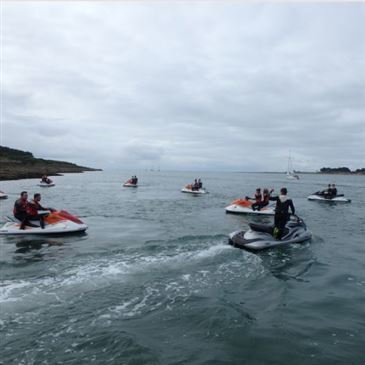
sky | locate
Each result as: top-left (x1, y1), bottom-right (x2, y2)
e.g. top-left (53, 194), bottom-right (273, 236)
top-left (2, 1), bottom-right (364, 172)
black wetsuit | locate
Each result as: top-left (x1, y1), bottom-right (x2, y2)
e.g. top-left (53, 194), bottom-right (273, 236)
top-left (269, 195), bottom-right (295, 239)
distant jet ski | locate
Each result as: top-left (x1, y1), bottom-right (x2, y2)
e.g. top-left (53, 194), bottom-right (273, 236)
top-left (225, 199), bottom-right (275, 215)
top-left (123, 180), bottom-right (138, 187)
top-left (181, 184), bottom-right (207, 194)
top-left (38, 181), bottom-right (55, 187)
top-left (0, 191), bottom-right (8, 199)
top-left (0, 210), bottom-right (87, 235)
top-left (228, 215), bottom-right (311, 251)
top-left (307, 192), bottom-right (351, 203)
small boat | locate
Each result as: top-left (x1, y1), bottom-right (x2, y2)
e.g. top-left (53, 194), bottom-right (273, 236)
top-left (38, 181), bottom-right (55, 187)
top-left (286, 152), bottom-right (299, 180)
top-left (225, 199), bottom-right (275, 215)
top-left (228, 215), bottom-right (311, 251)
top-left (0, 191), bottom-right (8, 199)
top-left (307, 193), bottom-right (351, 203)
top-left (181, 184), bottom-right (207, 194)
top-left (0, 210), bottom-right (88, 235)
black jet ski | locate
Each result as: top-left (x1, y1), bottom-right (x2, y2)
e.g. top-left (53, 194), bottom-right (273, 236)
top-left (228, 215), bottom-right (311, 251)
top-left (307, 192), bottom-right (351, 203)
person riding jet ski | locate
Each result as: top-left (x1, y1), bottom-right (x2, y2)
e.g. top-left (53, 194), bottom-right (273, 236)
top-left (13, 191), bottom-right (37, 230)
top-left (246, 188), bottom-right (262, 211)
top-left (27, 193), bottom-right (55, 229)
top-left (41, 175), bottom-right (53, 184)
top-left (269, 187), bottom-right (295, 239)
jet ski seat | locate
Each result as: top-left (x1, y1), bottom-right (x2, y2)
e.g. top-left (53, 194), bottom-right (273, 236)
top-left (249, 223), bottom-right (274, 235)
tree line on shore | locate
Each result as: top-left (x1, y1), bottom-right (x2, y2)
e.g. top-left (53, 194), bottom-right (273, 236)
top-left (319, 167), bottom-right (365, 175)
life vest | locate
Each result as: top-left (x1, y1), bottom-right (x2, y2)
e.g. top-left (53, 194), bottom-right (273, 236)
top-left (27, 200), bottom-right (43, 216)
top-left (13, 198), bottom-right (29, 215)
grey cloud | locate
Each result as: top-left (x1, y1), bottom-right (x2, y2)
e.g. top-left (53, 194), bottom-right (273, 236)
top-left (3, 2), bottom-right (364, 171)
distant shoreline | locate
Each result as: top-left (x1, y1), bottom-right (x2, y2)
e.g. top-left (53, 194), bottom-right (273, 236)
top-left (0, 146), bottom-right (102, 181)
top-left (237, 171), bottom-right (365, 176)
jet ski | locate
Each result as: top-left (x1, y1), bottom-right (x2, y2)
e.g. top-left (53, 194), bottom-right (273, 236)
top-left (181, 184), bottom-right (207, 194)
top-left (225, 199), bottom-right (275, 215)
top-left (0, 210), bottom-right (88, 235)
top-left (38, 181), bottom-right (55, 187)
top-left (228, 215), bottom-right (311, 251)
top-left (0, 191), bottom-right (8, 199)
top-left (123, 179), bottom-right (138, 187)
top-left (307, 192), bottom-right (351, 203)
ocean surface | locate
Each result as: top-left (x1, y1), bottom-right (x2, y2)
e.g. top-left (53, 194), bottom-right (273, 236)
top-left (1, 171), bottom-right (364, 365)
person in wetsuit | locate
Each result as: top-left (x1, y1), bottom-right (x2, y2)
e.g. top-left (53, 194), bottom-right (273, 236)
top-left (198, 178), bottom-right (202, 189)
top-left (13, 191), bottom-right (37, 230)
top-left (192, 179), bottom-right (199, 191)
top-left (321, 184), bottom-right (331, 196)
top-left (246, 188), bottom-right (262, 211)
top-left (27, 193), bottom-right (55, 229)
top-left (329, 184), bottom-right (337, 197)
top-left (269, 187), bottom-right (295, 239)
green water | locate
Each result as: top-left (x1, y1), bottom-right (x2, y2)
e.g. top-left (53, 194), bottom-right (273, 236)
top-left (1, 171), bottom-right (364, 364)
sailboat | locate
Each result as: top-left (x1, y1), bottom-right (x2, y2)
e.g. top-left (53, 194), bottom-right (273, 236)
top-left (286, 152), bottom-right (299, 180)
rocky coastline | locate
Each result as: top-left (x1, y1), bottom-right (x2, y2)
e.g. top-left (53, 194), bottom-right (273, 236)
top-left (0, 146), bottom-right (102, 181)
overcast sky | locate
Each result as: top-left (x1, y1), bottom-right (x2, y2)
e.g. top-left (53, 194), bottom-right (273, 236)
top-left (2, 1), bottom-right (364, 171)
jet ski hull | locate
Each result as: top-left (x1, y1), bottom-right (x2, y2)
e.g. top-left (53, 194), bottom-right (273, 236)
top-left (307, 194), bottom-right (351, 203)
top-left (123, 183), bottom-right (138, 187)
top-left (0, 221), bottom-right (88, 235)
top-left (228, 217), bottom-right (311, 251)
top-left (38, 183), bottom-right (55, 187)
top-left (181, 188), bottom-right (207, 194)
top-left (225, 204), bottom-right (274, 215)
top-left (225, 199), bottom-right (275, 215)
top-left (0, 193), bottom-right (8, 199)
top-left (0, 211), bottom-right (88, 235)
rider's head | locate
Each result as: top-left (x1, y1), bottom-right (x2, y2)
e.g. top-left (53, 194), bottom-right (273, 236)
top-left (280, 187), bottom-right (287, 195)
top-left (20, 191), bottom-right (28, 199)
top-left (34, 193), bottom-right (41, 201)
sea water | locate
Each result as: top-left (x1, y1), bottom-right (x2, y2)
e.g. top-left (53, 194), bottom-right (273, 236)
top-left (0, 171), bottom-right (364, 364)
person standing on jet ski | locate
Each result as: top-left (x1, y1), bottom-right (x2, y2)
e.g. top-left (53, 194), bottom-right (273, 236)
top-left (27, 193), bottom-right (55, 229)
top-left (13, 191), bottom-right (37, 230)
top-left (269, 187), bottom-right (295, 239)
top-left (246, 188), bottom-right (262, 211)
top-left (198, 178), bottom-right (203, 189)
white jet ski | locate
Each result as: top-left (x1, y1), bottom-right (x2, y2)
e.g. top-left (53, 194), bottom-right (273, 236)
top-left (181, 184), bottom-right (207, 194)
top-left (0, 210), bottom-right (88, 235)
top-left (307, 192), bottom-right (351, 203)
top-left (225, 199), bottom-right (275, 215)
top-left (0, 191), bottom-right (8, 199)
top-left (228, 215), bottom-right (311, 251)
top-left (38, 181), bottom-right (55, 187)
top-left (123, 179), bottom-right (138, 187)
